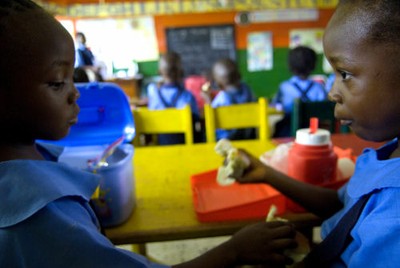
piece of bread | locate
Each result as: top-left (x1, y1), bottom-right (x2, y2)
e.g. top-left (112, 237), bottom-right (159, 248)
top-left (266, 205), bottom-right (310, 266)
top-left (215, 139), bottom-right (250, 186)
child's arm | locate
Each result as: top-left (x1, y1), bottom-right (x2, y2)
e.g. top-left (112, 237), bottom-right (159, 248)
top-left (236, 149), bottom-right (343, 219)
top-left (172, 221), bottom-right (296, 268)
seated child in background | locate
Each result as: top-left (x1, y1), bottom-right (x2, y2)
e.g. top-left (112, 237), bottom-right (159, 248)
top-left (235, 0), bottom-right (400, 267)
top-left (211, 58), bottom-right (256, 141)
top-left (147, 51), bottom-right (202, 144)
top-left (272, 45), bottom-right (327, 137)
top-left (74, 31), bottom-right (104, 82)
top-left (0, 1), bottom-right (298, 267)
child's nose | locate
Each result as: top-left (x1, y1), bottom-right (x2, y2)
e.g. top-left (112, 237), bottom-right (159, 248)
top-left (328, 87), bottom-right (342, 104)
top-left (68, 85), bottom-right (80, 104)
top-left (74, 86), bottom-right (80, 100)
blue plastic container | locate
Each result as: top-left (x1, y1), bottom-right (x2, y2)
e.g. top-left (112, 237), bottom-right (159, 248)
top-left (40, 82), bottom-right (136, 227)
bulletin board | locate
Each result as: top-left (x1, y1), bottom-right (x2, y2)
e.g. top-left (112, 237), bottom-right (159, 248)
top-left (166, 24), bottom-right (236, 76)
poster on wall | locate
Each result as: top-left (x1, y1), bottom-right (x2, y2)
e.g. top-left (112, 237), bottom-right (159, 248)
top-left (289, 28), bottom-right (324, 54)
top-left (247, 31), bottom-right (273, 72)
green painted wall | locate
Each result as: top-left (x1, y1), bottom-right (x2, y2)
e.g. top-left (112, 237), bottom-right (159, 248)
top-left (137, 48), bottom-right (327, 99)
top-left (237, 48), bottom-right (326, 99)
top-left (137, 61), bottom-right (159, 77)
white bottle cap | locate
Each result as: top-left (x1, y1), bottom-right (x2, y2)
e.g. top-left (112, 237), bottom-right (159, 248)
top-left (295, 128), bottom-right (331, 146)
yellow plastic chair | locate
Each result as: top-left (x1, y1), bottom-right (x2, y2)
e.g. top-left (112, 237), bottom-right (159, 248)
top-left (204, 97), bottom-right (270, 143)
top-left (132, 105), bottom-right (193, 146)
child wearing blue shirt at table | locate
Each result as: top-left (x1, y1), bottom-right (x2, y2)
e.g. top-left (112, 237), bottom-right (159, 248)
top-left (147, 51), bottom-right (202, 145)
top-left (0, 1), bottom-right (298, 267)
top-left (272, 46), bottom-right (327, 137)
top-left (235, 0), bottom-right (400, 267)
top-left (211, 58), bottom-right (256, 140)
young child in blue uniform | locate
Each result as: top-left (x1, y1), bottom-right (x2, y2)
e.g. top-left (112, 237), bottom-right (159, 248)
top-left (147, 51), bottom-right (201, 144)
top-left (272, 46), bottom-right (327, 137)
top-left (211, 58), bottom-right (256, 140)
top-left (74, 32), bottom-right (103, 81)
top-left (235, 0), bottom-right (400, 267)
top-left (0, 1), bottom-right (297, 267)
top-left (75, 32), bottom-right (95, 67)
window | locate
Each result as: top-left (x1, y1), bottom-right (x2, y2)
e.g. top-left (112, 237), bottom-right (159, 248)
top-left (58, 17), bottom-right (159, 79)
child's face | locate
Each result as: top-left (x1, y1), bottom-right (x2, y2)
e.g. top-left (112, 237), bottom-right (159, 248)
top-left (1, 11), bottom-right (79, 142)
top-left (158, 57), bottom-right (169, 77)
top-left (323, 6), bottom-right (400, 142)
top-left (212, 63), bottom-right (229, 89)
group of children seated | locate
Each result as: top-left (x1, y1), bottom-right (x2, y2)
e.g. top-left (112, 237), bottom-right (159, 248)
top-left (71, 38), bottom-right (333, 144)
top-left (142, 45), bottom-right (334, 145)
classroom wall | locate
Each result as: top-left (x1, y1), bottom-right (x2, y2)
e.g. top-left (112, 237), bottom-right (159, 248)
top-left (139, 9), bottom-right (335, 98)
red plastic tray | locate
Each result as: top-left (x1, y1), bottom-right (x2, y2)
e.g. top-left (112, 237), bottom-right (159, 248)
top-left (191, 169), bottom-right (286, 222)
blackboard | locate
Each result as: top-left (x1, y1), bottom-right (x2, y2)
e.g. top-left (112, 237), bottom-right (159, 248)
top-left (166, 24), bottom-right (236, 76)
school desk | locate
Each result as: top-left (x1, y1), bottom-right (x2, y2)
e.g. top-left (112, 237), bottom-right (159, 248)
top-left (104, 134), bottom-right (384, 247)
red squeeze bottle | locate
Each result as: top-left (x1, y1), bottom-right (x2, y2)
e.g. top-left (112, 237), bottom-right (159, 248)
top-left (287, 118), bottom-right (338, 212)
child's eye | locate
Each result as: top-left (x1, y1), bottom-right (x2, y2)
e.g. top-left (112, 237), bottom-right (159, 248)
top-left (338, 70), bottom-right (352, 81)
top-left (48, 81), bottom-right (66, 90)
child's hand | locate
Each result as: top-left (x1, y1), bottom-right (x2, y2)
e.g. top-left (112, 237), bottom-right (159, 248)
top-left (234, 149), bottom-right (277, 184)
top-left (227, 221), bottom-right (297, 266)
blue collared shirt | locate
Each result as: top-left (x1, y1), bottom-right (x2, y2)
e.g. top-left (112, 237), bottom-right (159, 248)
top-left (211, 82), bottom-right (256, 140)
top-left (147, 82), bottom-right (199, 116)
top-left (0, 144), bottom-right (168, 268)
top-left (272, 76), bottom-right (327, 114)
top-left (321, 139), bottom-right (400, 267)
top-left (211, 82), bottom-right (255, 108)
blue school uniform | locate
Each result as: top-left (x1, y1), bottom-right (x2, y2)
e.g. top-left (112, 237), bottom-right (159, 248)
top-left (272, 76), bottom-right (327, 114)
top-left (147, 82), bottom-right (200, 145)
top-left (321, 139), bottom-right (400, 267)
top-left (75, 43), bottom-right (95, 67)
top-left (211, 82), bottom-right (256, 141)
top-left (271, 76), bottom-right (327, 137)
top-left (0, 144), bottom-right (168, 268)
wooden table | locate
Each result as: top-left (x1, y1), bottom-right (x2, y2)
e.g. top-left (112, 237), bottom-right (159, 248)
top-left (105, 134), bottom-right (384, 245)
top-left (105, 76), bottom-right (142, 100)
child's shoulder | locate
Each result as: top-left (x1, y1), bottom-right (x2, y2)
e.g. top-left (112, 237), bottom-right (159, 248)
top-left (146, 82), bottom-right (159, 95)
top-left (0, 160), bottom-right (99, 228)
top-left (279, 78), bottom-right (296, 88)
top-left (211, 90), bottom-right (229, 107)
